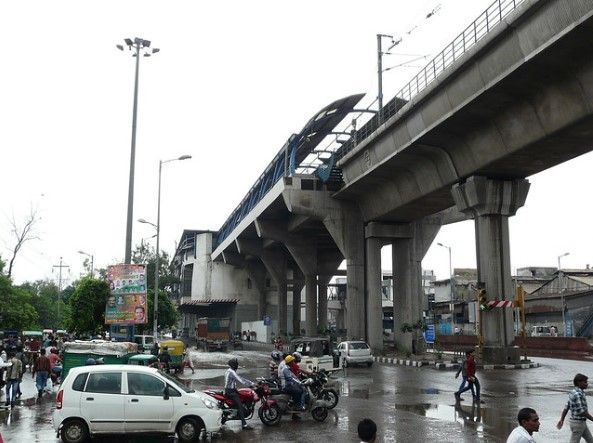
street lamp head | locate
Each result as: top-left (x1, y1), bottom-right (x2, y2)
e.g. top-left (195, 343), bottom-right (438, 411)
top-left (152, 48), bottom-right (160, 54)
top-left (116, 44), bottom-right (124, 51)
top-left (437, 242), bottom-right (443, 247)
top-left (124, 38), bottom-right (133, 47)
top-left (178, 155), bottom-right (192, 161)
top-left (142, 40), bottom-right (151, 48)
top-left (138, 218), bottom-right (149, 224)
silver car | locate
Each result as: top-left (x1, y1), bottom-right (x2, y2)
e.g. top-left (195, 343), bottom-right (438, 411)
top-left (337, 341), bottom-right (373, 367)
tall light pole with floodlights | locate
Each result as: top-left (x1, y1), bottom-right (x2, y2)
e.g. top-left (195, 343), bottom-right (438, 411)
top-left (437, 242), bottom-right (454, 333)
top-left (139, 155), bottom-right (192, 339)
top-left (558, 252), bottom-right (570, 336)
top-left (77, 250), bottom-right (94, 277)
top-left (117, 37), bottom-right (160, 264)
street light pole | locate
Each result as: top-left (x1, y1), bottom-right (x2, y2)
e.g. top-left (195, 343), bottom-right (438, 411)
top-left (558, 252), bottom-right (570, 336)
top-left (376, 34), bottom-right (401, 123)
top-left (139, 154), bottom-right (191, 339)
top-left (437, 242), bottom-right (454, 333)
top-left (118, 37), bottom-right (160, 264)
top-left (77, 250), bottom-right (94, 277)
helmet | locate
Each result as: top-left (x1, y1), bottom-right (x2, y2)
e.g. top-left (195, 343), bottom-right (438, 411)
top-left (292, 352), bottom-right (302, 363)
top-left (271, 351), bottom-right (282, 362)
top-left (228, 358), bottom-right (239, 370)
top-left (95, 358), bottom-right (105, 365)
top-left (86, 358), bottom-right (96, 365)
top-left (284, 355), bottom-right (295, 364)
top-left (51, 347), bottom-right (58, 354)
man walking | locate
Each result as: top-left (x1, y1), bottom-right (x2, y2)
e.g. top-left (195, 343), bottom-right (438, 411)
top-left (4, 351), bottom-right (22, 408)
top-left (507, 407), bottom-right (540, 442)
top-left (32, 348), bottom-right (51, 399)
top-left (454, 350), bottom-right (475, 400)
top-left (455, 349), bottom-right (481, 403)
top-left (557, 373), bottom-right (593, 442)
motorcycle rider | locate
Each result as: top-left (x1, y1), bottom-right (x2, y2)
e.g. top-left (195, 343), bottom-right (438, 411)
top-left (269, 351), bottom-right (282, 380)
top-left (281, 355), bottom-right (306, 411)
top-left (290, 352), bottom-right (313, 379)
top-left (224, 357), bottom-right (254, 431)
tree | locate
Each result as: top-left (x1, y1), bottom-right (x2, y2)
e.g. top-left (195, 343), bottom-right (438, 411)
top-left (66, 277), bottom-right (110, 335)
top-left (18, 280), bottom-right (70, 330)
top-left (132, 243), bottom-right (179, 332)
top-left (6, 207), bottom-right (40, 279)
top-left (136, 289), bottom-right (179, 334)
top-left (0, 263), bottom-right (39, 330)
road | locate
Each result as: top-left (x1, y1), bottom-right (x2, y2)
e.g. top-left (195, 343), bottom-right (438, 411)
top-left (0, 352), bottom-right (590, 442)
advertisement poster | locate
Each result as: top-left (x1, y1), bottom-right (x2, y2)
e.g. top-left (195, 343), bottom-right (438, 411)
top-left (105, 264), bottom-right (148, 325)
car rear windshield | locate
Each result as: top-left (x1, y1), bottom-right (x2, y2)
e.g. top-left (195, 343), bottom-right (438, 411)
top-left (350, 342), bottom-right (369, 350)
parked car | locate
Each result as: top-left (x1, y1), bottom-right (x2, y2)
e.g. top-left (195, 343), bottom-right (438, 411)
top-left (53, 365), bottom-right (222, 443)
top-left (337, 341), bottom-right (373, 367)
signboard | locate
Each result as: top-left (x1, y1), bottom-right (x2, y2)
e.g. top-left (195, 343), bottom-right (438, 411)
top-left (423, 324), bottom-right (435, 344)
top-left (105, 264), bottom-right (148, 325)
top-left (263, 315), bottom-right (272, 326)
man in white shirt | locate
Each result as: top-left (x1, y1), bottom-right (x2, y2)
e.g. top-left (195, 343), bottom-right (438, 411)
top-left (507, 407), bottom-right (540, 443)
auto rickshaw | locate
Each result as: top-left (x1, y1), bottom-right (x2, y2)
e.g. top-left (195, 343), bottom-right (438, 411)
top-left (158, 339), bottom-right (185, 374)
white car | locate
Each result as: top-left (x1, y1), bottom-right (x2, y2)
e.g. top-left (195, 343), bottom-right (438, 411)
top-left (337, 341), bottom-right (373, 367)
top-left (53, 364), bottom-right (222, 443)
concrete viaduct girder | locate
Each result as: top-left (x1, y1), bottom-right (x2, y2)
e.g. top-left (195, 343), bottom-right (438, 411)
top-left (337, 0), bottom-right (593, 223)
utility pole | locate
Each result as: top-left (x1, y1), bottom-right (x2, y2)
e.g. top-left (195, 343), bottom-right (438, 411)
top-left (53, 257), bottom-right (70, 328)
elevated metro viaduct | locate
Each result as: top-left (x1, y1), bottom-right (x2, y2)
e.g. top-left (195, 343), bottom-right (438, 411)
top-left (211, 0), bottom-right (593, 363)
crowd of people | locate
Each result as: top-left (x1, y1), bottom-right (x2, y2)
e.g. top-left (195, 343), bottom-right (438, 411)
top-left (0, 333), bottom-right (66, 407)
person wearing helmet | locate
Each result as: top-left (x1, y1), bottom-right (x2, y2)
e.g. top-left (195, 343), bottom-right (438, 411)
top-left (224, 358), bottom-right (254, 431)
top-left (289, 352), bottom-right (312, 379)
top-left (85, 358), bottom-right (96, 366)
top-left (269, 351), bottom-right (282, 380)
top-left (281, 355), bottom-right (306, 411)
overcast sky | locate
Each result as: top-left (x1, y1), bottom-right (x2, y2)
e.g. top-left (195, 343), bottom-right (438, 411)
top-left (1, 0), bottom-right (591, 286)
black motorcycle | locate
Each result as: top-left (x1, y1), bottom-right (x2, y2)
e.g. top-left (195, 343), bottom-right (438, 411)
top-left (261, 371), bottom-right (339, 410)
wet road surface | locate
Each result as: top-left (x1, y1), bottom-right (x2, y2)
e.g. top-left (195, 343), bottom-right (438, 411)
top-left (0, 354), bottom-right (590, 442)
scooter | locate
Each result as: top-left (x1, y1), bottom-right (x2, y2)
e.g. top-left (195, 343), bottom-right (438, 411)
top-left (307, 370), bottom-right (339, 409)
top-left (256, 377), bottom-right (330, 425)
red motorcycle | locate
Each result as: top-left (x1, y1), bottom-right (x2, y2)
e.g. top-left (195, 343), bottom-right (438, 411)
top-left (203, 382), bottom-right (280, 426)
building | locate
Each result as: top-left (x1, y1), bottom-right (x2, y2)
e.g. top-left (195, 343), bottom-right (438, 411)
top-left (172, 230), bottom-right (288, 338)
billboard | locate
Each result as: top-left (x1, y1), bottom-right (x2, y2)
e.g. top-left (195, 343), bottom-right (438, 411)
top-left (105, 264), bottom-right (148, 325)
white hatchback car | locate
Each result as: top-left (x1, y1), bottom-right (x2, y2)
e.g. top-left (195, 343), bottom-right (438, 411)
top-left (53, 364), bottom-right (222, 443)
top-left (337, 341), bottom-right (373, 367)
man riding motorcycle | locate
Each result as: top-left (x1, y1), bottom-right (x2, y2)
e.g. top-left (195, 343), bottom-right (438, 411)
top-left (269, 351), bottom-right (282, 380)
top-left (280, 355), bottom-right (306, 411)
top-left (290, 352), bottom-right (313, 379)
top-left (224, 358), bottom-right (254, 431)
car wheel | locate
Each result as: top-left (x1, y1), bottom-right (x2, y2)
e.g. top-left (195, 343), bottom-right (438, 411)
top-left (177, 417), bottom-right (203, 442)
top-left (60, 419), bottom-right (89, 443)
top-left (311, 406), bottom-right (328, 422)
top-left (367, 361), bottom-right (373, 367)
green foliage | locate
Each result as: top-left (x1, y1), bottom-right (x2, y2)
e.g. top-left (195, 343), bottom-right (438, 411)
top-left (17, 280), bottom-right (70, 330)
top-left (131, 243), bottom-right (179, 332)
top-left (0, 273), bottom-right (39, 330)
top-left (66, 277), bottom-right (110, 335)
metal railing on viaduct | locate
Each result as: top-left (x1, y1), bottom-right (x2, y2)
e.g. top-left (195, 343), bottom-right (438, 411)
top-left (215, 0), bottom-right (526, 248)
